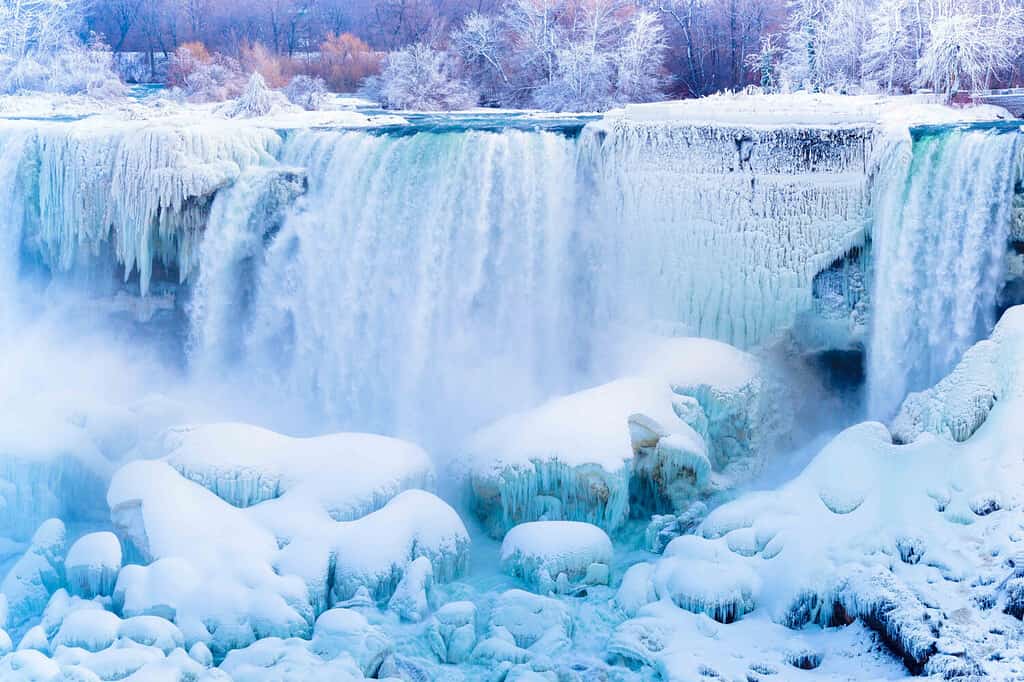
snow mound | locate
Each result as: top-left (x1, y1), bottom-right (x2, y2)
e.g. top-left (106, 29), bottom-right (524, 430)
top-left (326, 489), bottom-right (470, 604)
top-left (2, 519), bottom-right (66, 630)
top-left (64, 532), bottom-right (121, 599)
top-left (499, 521), bottom-right (612, 594)
top-left (893, 305), bottom-right (1024, 443)
top-left (466, 377), bottom-right (699, 536)
top-left (478, 589), bottom-right (574, 663)
top-left (310, 608), bottom-right (391, 676)
top-left (221, 636), bottom-right (367, 681)
top-left (161, 422), bottom-right (435, 517)
top-left (467, 337), bottom-right (786, 537)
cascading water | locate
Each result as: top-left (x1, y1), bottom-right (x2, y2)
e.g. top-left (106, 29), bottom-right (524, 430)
top-left (189, 129), bottom-right (591, 441)
top-left (867, 124), bottom-right (1023, 420)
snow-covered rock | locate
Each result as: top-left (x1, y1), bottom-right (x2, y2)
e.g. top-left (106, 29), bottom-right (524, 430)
top-left (499, 521), bottom-right (612, 594)
top-left (325, 489), bottom-right (470, 604)
top-left (161, 422), bottom-right (434, 517)
top-left (487, 590), bottom-right (573, 652)
top-left (893, 305), bottom-right (1024, 443)
top-left (64, 532), bottom-right (121, 599)
top-left (1, 519), bottom-right (66, 630)
top-left (467, 337), bottom-right (786, 537)
top-left (426, 601), bottom-right (477, 664)
top-left (221, 636), bottom-right (367, 681)
top-left (310, 608), bottom-right (391, 676)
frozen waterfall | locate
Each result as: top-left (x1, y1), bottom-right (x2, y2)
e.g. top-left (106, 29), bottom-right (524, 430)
top-left (189, 129), bottom-right (589, 440)
top-left (867, 124), bottom-right (1023, 419)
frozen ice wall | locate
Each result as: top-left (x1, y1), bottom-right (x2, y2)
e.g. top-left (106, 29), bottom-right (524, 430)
top-left (867, 124), bottom-right (1024, 419)
top-left (582, 119), bottom-right (875, 348)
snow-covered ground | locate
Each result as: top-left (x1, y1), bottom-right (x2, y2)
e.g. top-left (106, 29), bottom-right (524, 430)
top-left (0, 91), bottom-right (1020, 681)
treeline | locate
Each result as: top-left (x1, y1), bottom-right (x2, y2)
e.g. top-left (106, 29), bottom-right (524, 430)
top-left (2, 0), bottom-right (1024, 109)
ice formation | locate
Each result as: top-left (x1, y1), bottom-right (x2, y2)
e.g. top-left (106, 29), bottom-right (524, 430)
top-left (499, 521), bottom-right (613, 594)
top-left (1, 94), bottom-right (1023, 680)
top-left (466, 336), bottom-right (785, 536)
top-left (159, 422), bottom-right (435, 517)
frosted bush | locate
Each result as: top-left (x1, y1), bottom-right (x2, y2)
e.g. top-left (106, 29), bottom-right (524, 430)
top-left (284, 75), bottom-right (327, 111)
top-left (171, 46), bottom-right (246, 103)
top-left (369, 44), bottom-right (477, 111)
top-left (223, 72), bottom-right (290, 118)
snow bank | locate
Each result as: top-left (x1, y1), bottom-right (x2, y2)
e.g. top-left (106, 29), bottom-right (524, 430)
top-left (161, 422), bottom-right (434, 517)
top-left (612, 92), bottom-right (1013, 128)
top-left (499, 521), bottom-right (612, 594)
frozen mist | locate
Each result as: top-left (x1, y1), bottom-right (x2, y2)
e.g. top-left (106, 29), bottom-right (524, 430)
top-left (0, 95), bottom-right (1023, 681)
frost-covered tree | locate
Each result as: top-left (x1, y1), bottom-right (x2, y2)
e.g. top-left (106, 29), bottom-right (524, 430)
top-left (915, 2), bottom-right (1024, 96)
top-left (368, 43), bottom-right (478, 111)
top-left (0, 0), bottom-right (124, 95)
top-left (861, 0), bottom-right (917, 92)
top-left (744, 33), bottom-right (782, 92)
top-left (284, 73), bottom-right (326, 110)
top-left (452, 12), bottom-right (513, 104)
top-left (615, 10), bottom-right (669, 102)
top-left (535, 41), bottom-right (614, 110)
top-left (781, 0), bottom-right (873, 92)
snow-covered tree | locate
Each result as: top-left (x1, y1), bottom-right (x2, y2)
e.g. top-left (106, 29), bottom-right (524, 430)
top-left (615, 10), bottom-right (669, 102)
top-left (0, 0), bottom-right (123, 95)
top-left (535, 41), bottom-right (614, 110)
top-left (452, 12), bottom-right (513, 104)
top-left (744, 33), bottom-right (782, 92)
top-left (368, 43), bottom-right (478, 111)
top-left (861, 0), bottom-right (917, 92)
top-left (284, 74), bottom-right (326, 110)
top-left (781, 0), bottom-right (873, 92)
top-left (915, 2), bottom-right (1024, 96)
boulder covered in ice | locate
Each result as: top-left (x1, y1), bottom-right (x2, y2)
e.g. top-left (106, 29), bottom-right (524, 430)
top-left (161, 422), bottom-right (435, 518)
top-left (466, 336), bottom-right (786, 537)
top-left (221, 636), bottom-right (368, 681)
top-left (621, 335), bottom-right (792, 479)
top-left (499, 521), bottom-right (613, 594)
top-left (107, 433), bottom-right (469, 659)
top-left (310, 607), bottom-right (391, 676)
top-left (1, 518), bottom-right (66, 630)
top-left (64, 532), bottom-right (121, 599)
top-left (466, 377), bottom-right (704, 537)
top-left (426, 600), bottom-right (477, 664)
top-left (325, 489), bottom-right (470, 605)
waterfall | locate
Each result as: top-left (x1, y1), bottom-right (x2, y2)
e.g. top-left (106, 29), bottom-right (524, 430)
top-left (0, 125), bottom-right (31, 323)
top-left (867, 125), bottom-right (1023, 419)
top-left (189, 129), bottom-right (589, 441)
